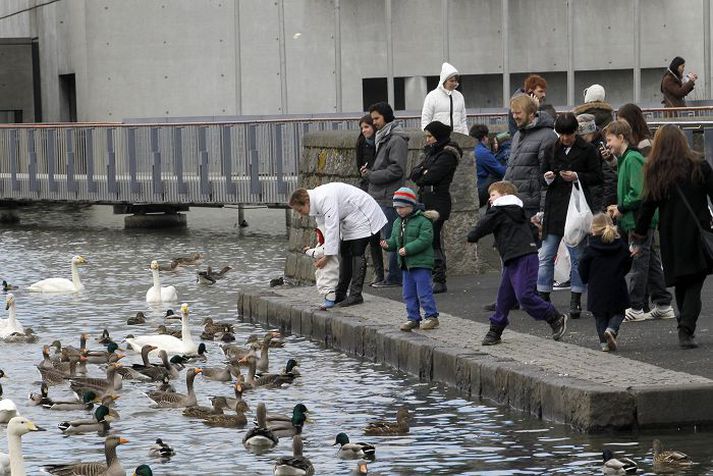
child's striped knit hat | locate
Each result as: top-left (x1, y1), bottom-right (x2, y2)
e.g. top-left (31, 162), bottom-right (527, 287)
top-left (393, 187), bottom-right (417, 208)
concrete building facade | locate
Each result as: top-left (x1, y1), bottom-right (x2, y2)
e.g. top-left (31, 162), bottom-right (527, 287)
top-left (0, 0), bottom-right (710, 123)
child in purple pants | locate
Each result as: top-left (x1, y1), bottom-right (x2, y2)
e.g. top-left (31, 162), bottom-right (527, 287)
top-left (467, 181), bottom-right (567, 345)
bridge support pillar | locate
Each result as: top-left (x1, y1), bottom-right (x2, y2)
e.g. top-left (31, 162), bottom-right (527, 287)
top-left (114, 204), bottom-right (188, 229)
top-left (0, 208), bottom-right (20, 224)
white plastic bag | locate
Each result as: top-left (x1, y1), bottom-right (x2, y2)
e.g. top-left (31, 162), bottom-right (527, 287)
top-left (554, 241), bottom-right (571, 283)
top-left (563, 182), bottom-right (592, 247)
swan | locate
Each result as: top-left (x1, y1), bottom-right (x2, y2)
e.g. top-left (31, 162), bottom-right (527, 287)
top-left (0, 417), bottom-right (45, 476)
top-left (146, 260), bottom-right (178, 303)
top-left (0, 371), bottom-right (19, 424)
top-left (28, 255), bottom-right (87, 293)
top-left (0, 294), bottom-right (23, 339)
top-left (126, 303), bottom-right (197, 355)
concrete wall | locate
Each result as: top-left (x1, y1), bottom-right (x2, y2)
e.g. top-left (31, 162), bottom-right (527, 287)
top-left (0, 0), bottom-right (709, 121)
top-left (0, 40), bottom-right (35, 122)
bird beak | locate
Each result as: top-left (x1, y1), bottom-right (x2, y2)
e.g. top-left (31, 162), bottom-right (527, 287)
top-left (194, 368), bottom-right (203, 374)
top-left (119, 437), bottom-right (129, 444)
top-left (29, 422), bottom-right (45, 432)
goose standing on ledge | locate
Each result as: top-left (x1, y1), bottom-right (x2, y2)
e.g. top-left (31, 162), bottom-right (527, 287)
top-left (28, 255), bottom-right (87, 293)
top-left (126, 303), bottom-right (197, 355)
top-left (146, 260), bottom-right (178, 304)
top-left (0, 294), bottom-right (24, 339)
top-left (0, 417), bottom-right (45, 476)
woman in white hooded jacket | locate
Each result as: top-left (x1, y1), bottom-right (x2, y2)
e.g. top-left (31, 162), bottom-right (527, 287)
top-left (421, 62), bottom-right (468, 135)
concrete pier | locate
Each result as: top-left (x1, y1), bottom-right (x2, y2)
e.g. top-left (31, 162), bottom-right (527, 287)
top-left (237, 281), bottom-right (713, 432)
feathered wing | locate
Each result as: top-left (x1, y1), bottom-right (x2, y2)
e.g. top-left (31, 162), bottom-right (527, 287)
top-left (43, 461), bottom-right (106, 475)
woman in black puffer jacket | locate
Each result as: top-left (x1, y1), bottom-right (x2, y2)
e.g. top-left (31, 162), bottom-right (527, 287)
top-left (410, 121), bottom-right (461, 294)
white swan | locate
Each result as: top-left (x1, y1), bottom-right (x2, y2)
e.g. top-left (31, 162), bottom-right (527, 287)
top-left (0, 372), bottom-right (18, 424)
top-left (0, 294), bottom-right (23, 339)
top-left (28, 255), bottom-right (87, 293)
top-left (126, 303), bottom-right (197, 355)
top-left (146, 260), bottom-right (178, 303)
top-left (0, 416), bottom-right (45, 476)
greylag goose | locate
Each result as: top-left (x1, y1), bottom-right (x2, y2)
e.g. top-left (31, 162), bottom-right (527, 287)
top-left (146, 368), bottom-right (202, 408)
top-left (200, 363), bottom-right (240, 382)
top-left (43, 435), bottom-right (128, 475)
top-left (273, 435), bottom-right (314, 476)
top-left (68, 362), bottom-right (123, 397)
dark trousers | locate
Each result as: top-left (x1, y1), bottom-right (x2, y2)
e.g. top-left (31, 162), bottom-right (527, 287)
top-left (368, 232), bottom-right (384, 283)
top-left (593, 311), bottom-right (625, 343)
top-left (674, 273), bottom-right (707, 336)
top-left (335, 236), bottom-right (370, 301)
top-left (432, 218), bottom-right (447, 284)
top-left (491, 254), bottom-right (556, 328)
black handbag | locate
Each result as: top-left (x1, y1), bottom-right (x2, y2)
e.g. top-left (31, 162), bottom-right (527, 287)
top-left (676, 185), bottom-right (713, 264)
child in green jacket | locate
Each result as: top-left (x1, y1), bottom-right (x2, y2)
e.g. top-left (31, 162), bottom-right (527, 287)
top-left (380, 187), bottom-right (440, 331)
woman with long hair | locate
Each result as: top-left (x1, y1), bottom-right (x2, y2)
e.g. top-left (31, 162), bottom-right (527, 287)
top-left (616, 103), bottom-right (652, 157)
top-left (634, 125), bottom-right (713, 348)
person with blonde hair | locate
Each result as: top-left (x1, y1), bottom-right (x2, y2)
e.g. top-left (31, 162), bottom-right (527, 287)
top-left (579, 213), bottom-right (632, 352)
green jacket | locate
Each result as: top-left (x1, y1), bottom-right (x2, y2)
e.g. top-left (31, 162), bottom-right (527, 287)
top-left (617, 147), bottom-right (658, 232)
top-left (384, 209), bottom-right (436, 270)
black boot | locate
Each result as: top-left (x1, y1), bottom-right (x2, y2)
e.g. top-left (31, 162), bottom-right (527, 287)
top-left (538, 291), bottom-right (550, 302)
top-left (482, 324), bottom-right (505, 345)
top-left (337, 256), bottom-right (366, 307)
top-left (369, 239), bottom-right (385, 285)
top-left (334, 254), bottom-right (352, 304)
top-left (547, 309), bottom-right (568, 341)
top-left (678, 328), bottom-right (699, 349)
top-left (432, 249), bottom-right (447, 293)
top-left (569, 292), bottom-right (582, 319)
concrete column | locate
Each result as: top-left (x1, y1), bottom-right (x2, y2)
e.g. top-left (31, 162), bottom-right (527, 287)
top-left (501, 0), bottom-right (510, 107)
top-left (334, 0), bottom-right (342, 112)
top-left (404, 77), bottom-right (427, 112)
top-left (386, 0), bottom-right (395, 107)
top-left (633, 0), bottom-right (641, 103)
top-left (277, 0), bottom-right (288, 113)
top-left (234, 0), bottom-right (242, 115)
top-left (566, 0), bottom-right (575, 106)
top-left (442, 0), bottom-right (449, 61)
top-left (705, 0), bottom-right (712, 99)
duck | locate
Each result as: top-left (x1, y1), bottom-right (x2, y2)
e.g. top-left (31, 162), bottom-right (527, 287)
top-left (201, 363), bottom-right (241, 382)
top-left (602, 449), bottom-right (637, 475)
top-left (237, 354), bottom-right (258, 389)
top-left (173, 252), bottom-right (204, 266)
top-left (182, 396), bottom-right (230, 418)
top-left (364, 407), bottom-right (411, 436)
top-left (43, 390), bottom-right (98, 411)
top-left (43, 435), bottom-right (128, 476)
top-left (267, 405), bottom-right (308, 438)
top-left (0, 416), bottom-right (45, 476)
top-left (266, 403), bottom-right (308, 424)
top-left (1, 281), bottom-right (18, 292)
top-left (159, 259), bottom-right (179, 271)
top-left (254, 359), bottom-right (300, 388)
top-left (38, 354), bottom-right (86, 385)
top-left (202, 401), bottom-right (248, 428)
top-left (0, 371), bottom-right (19, 423)
top-left (0, 294), bottom-right (24, 339)
top-left (196, 266), bottom-right (232, 285)
top-left (146, 368), bottom-right (202, 408)
top-left (273, 435), bottom-right (314, 476)
top-left (133, 464), bottom-right (153, 476)
top-left (243, 402), bottom-right (279, 449)
top-left (223, 381), bottom-right (250, 413)
top-left (220, 331), bottom-right (236, 342)
top-left (202, 317), bottom-right (234, 335)
top-left (97, 328), bottom-right (112, 344)
top-left (334, 433), bottom-right (376, 460)
top-left (3, 328), bottom-right (37, 344)
top-left (146, 260), bottom-right (179, 303)
top-left (28, 255), bottom-right (87, 293)
top-left (126, 303), bottom-right (198, 355)
top-left (134, 349), bottom-right (180, 381)
top-left (652, 439), bottom-right (694, 469)
top-left (128, 312), bottom-right (147, 325)
top-left (83, 341), bottom-right (124, 365)
top-left (28, 382), bottom-right (52, 406)
top-left (247, 330), bottom-right (285, 349)
top-left (148, 438), bottom-right (175, 459)
top-left (58, 405), bottom-right (111, 435)
top-left (170, 342), bottom-right (207, 364)
top-left (156, 324), bottom-right (182, 338)
top-left (157, 375), bottom-right (176, 393)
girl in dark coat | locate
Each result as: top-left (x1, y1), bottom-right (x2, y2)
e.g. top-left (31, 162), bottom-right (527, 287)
top-left (579, 213), bottom-right (632, 352)
top-left (634, 124), bottom-right (713, 349)
top-left (661, 56), bottom-right (697, 108)
top-left (356, 114), bottom-right (383, 284)
top-left (410, 121), bottom-right (461, 293)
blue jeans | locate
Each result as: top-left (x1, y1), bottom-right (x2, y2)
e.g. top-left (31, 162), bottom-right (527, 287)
top-left (402, 268), bottom-right (438, 321)
top-left (537, 234), bottom-right (586, 293)
top-left (594, 312), bottom-right (624, 343)
top-left (381, 205), bottom-right (402, 284)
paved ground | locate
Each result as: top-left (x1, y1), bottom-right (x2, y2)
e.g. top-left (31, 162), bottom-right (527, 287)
top-left (365, 271), bottom-right (713, 380)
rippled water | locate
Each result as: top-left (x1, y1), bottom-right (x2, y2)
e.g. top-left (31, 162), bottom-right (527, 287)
top-left (1, 204), bottom-right (713, 475)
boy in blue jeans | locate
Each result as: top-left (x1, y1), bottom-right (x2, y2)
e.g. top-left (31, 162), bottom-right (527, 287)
top-left (467, 181), bottom-right (567, 345)
top-left (381, 187), bottom-right (441, 331)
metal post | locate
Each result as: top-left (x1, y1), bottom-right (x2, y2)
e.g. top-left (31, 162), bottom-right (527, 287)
top-left (277, 0), bottom-right (288, 113)
top-left (501, 0), bottom-right (510, 107)
top-left (442, 0), bottom-right (449, 61)
top-left (633, 0), bottom-right (641, 103)
top-left (334, 0), bottom-right (342, 112)
top-left (234, 0), bottom-right (242, 114)
top-left (386, 0), bottom-right (394, 106)
top-left (567, 0), bottom-right (575, 106)
top-left (704, 0), bottom-right (712, 99)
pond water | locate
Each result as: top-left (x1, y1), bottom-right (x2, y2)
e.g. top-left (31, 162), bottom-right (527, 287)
top-left (1, 204), bottom-right (712, 475)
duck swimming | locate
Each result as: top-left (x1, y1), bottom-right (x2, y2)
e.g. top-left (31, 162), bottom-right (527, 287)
top-left (273, 435), bottom-right (314, 476)
top-left (128, 312), bottom-right (147, 325)
top-left (1, 281), bottom-right (18, 292)
top-left (602, 449), bottom-right (637, 475)
top-left (58, 404), bottom-right (111, 435)
top-left (28, 255), bottom-right (87, 293)
top-left (364, 407), bottom-right (411, 436)
top-left (148, 438), bottom-right (175, 459)
top-left (652, 439), bottom-right (694, 469)
top-left (196, 266), bottom-right (232, 285)
top-left (146, 368), bottom-right (202, 408)
top-left (146, 260), bottom-right (178, 303)
top-left (243, 402), bottom-right (279, 449)
top-left (334, 433), bottom-right (376, 460)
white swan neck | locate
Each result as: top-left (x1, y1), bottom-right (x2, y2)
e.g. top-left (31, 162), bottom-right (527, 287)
top-left (7, 303), bottom-right (16, 325)
top-left (181, 312), bottom-right (194, 347)
top-left (8, 432), bottom-right (26, 476)
top-left (152, 269), bottom-right (161, 288)
top-left (71, 261), bottom-right (82, 289)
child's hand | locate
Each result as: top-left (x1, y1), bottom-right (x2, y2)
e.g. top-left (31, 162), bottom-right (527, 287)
top-left (302, 246), bottom-right (310, 252)
top-left (314, 256), bottom-right (328, 269)
top-left (380, 240), bottom-right (388, 249)
top-left (398, 247), bottom-right (407, 256)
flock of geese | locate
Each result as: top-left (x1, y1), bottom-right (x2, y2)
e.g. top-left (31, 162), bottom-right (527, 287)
top-left (0, 254), bottom-right (415, 475)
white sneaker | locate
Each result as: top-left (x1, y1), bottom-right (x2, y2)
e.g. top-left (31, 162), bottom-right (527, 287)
top-left (648, 305), bottom-right (676, 320)
top-left (624, 308), bottom-right (650, 322)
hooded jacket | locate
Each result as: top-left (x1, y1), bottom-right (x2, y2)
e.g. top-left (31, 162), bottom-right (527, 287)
top-left (467, 194), bottom-right (539, 264)
top-left (410, 140), bottom-right (461, 220)
top-left (383, 209), bottom-right (439, 269)
top-left (420, 63), bottom-right (468, 134)
top-left (365, 121), bottom-right (409, 206)
top-left (572, 101), bottom-right (614, 130)
top-left (579, 235), bottom-right (632, 315)
top-left (303, 224), bottom-right (339, 299)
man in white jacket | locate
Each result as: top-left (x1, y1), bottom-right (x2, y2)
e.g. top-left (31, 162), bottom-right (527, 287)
top-left (290, 183), bottom-right (387, 307)
top-left (421, 62), bottom-right (468, 135)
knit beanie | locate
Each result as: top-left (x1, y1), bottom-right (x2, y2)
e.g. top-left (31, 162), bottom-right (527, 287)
top-left (669, 56), bottom-right (685, 76)
top-left (424, 121), bottom-right (452, 142)
top-left (576, 113), bottom-right (597, 135)
top-left (583, 84), bottom-right (605, 103)
top-left (393, 187), bottom-right (418, 208)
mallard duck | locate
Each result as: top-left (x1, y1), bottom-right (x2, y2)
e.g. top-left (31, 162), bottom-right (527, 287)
top-left (157, 375), bottom-right (176, 393)
top-left (58, 405), bottom-right (111, 435)
top-left (202, 317), bottom-right (234, 334)
top-left (243, 402), bottom-right (279, 449)
top-left (364, 407), bottom-right (411, 436)
top-left (0, 371), bottom-right (18, 423)
top-left (173, 252), bottom-right (204, 266)
top-left (44, 435), bottom-right (128, 475)
top-left (202, 401), bottom-right (247, 428)
top-left (254, 359), bottom-right (300, 388)
top-left (3, 328), bottom-right (37, 343)
top-left (148, 438), bottom-right (175, 458)
top-left (128, 312), bottom-right (147, 325)
top-left (334, 433), bottom-right (375, 460)
top-left (652, 439), bottom-right (694, 469)
top-left (155, 324), bottom-right (182, 338)
top-left (146, 368), bottom-right (202, 408)
top-left (159, 259), bottom-right (179, 271)
top-left (133, 464), bottom-right (153, 476)
top-left (273, 435), bottom-right (314, 476)
top-left (602, 449), bottom-right (637, 475)
top-left (28, 382), bottom-right (52, 406)
top-left (146, 260), bottom-right (178, 303)
top-left (83, 341), bottom-right (124, 365)
top-left (0, 294), bottom-right (24, 339)
top-left (220, 331), bottom-right (236, 342)
top-left (0, 417), bottom-right (45, 476)
top-left (1, 280), bottom-right (18, 292)
top-left (267, 404), bottom-right (308, 438)
top-left (164, 309), bottom-right (177, 319)
top-left (127, 303), bottom-right (197, 355)
top-left (28, 255), bottom-right (87, 293)
top-left (170, 342), bottom-right (207, 364)
top-left (269, 277), bottom-right (284, 287)
top-left (196, 266), bottom-right (232, 285)
top-left (43, 390), bottom-right (98, 411)
top-left (97, 328), bottom-right (112, 344)
top-left (201, 363), bottom-right (240, 382)
top-left (182, 396), bottom-right (230, 418)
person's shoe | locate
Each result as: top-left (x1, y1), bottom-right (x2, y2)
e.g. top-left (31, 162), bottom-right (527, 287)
top-left (370, 280), bottom-right (401, 288)
top-left (548, 313), bottom-right (567, 341)
top-left (400, 320), bottom-right (420, 332)
top-left (538, 291), bottom-right (551, 302)
top-left (481, 325), bottom-right (505, 346)
top-left (679, 330), bottom-right (699, 349)
top-left (648, 304), bottom-right (676, 320)
top-left (421, 316), bottom-right (440, 330)
top-left (320, 298), bottom-right (336, 310)
top-left (553, 280), bottom-right (571, 290)
top-left (623, 308), bottom-right (650, 322)
top-left (432, 282), bottom-right (447, 294)
top-left (600, 342), bottom-right (610, 352)
top-left (336, 295), bottom-right (364, 307)
top-left (483, 302), bottom-right (519, 311)
top-left (569, 292), bottom-right (582, 319)
top-left (370, 276), bottom-right (385, 286)
top-left (604, 328), bottom-right (617, 351)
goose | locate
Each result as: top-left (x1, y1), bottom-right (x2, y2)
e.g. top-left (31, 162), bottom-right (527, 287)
top-left (43, 435), bottom-right (128, 476)
top-left (83, 341), bottom-right (124, 365)
top-left (3, 328), bottom-right (37, 344)
top-left (202, 401), bottom-right (247, 428)
top-left (222, 381), bottom-right (250, 413)
top-left (173, 252), bottom-right (204, 266)
top-left (146, 368), bottom-right (202, 408)
top-left (243, 402), bottom-right (279, 449)
top-left (0, 371), bottom-right (18, 423)
top-left (273, 435), bottom-right (314, 476)
top-left (128, 312), bottom-right (147, 325)
top-left (148, 438), bottom-right (175, 459)
top-left (364, 407), bottom-right (411, 436)
top-left (602, 449), bottom-right (637, 475)
top-left (182, 396), bottom-right (230, 418)
top-left (134, 350), bottom-right (180, 381)
top-left (28, 255), bottom-right (87, 293)
top-left (38, 354), bottom-right (86, 386)
top-left (126, 303), bottom-right (197, 355)
top-left (334, 433), bottom-right (376, 460)
top-left (652, 439), bottom-right (694, 469)
top-left (58, 405), bottom-right (111, 435)
top-left (238, 354), bottom-right (258, 389)
top-left (196, 266), bottom-right (232, 285)
top-left (146, 260), bottom-right (178, 303)
top-left (68, 362), bottom-right (123, 397)
top-left (1, 281), bottom-right (18, 292)
top-left (133, 464), bottom-right (153, 476)
top-left (0, 417), bottom-right (45, 476)
top-left (201, 363), bottom-right (240, 382)
top-left (0, 294), bottom-right (23, 339)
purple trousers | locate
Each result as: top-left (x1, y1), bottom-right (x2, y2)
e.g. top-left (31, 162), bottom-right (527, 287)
top-left (491, 253), bottom-right (555, 328)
